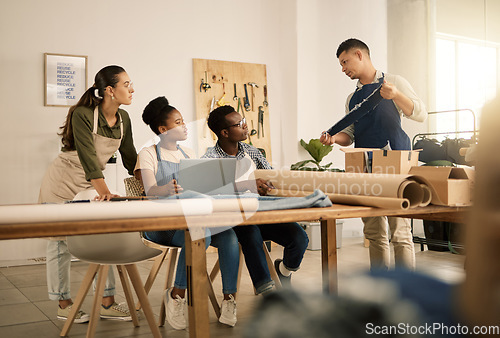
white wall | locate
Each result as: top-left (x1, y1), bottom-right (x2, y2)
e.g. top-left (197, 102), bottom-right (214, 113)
top-left (296, 0), bottom-right (388, 171)
top-left (387, 0), bottom-right (431, 143)
top-left (0, 0), bottom-right (299, 205)
top-left (436, 0), bottom-right (500, 43)
top-left (0, 0), bottom-right (390, 206)
top-left (295, 0), bottom-right (388, 233)
top-left (0, 0), bottom-right (389, 259)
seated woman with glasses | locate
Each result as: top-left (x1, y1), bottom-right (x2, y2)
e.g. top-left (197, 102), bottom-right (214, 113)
top-left (134, 96), bottom-right (240, 329)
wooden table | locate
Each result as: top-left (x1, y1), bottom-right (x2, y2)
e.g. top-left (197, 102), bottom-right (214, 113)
top-left (0, 203), bottom-right (468, 337)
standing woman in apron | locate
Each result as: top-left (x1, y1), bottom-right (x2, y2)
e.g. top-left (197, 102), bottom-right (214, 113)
top-left (39, 65), bottom-right (137, 323)
top-left (135, 96), bottom-right (240, 329)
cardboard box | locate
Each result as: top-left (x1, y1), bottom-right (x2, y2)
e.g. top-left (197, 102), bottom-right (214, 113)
top-left (408, 166), bottom-right (473, 206)
top-left (342, 148), bottom-right (420, 174)
top-left (342, 148), bottom-right (370, 173)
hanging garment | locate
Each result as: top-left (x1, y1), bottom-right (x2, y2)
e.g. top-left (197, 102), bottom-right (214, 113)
top-left (414, 137), bottom-right (473, 165)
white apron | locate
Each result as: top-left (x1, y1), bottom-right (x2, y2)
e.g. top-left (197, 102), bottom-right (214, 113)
top-left (39, 107), bottom-right (123, 204)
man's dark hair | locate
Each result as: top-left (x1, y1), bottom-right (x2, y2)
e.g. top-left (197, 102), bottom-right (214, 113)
top-left (207, 105), bottom-right (236, 136)
top-left (336, 38), bottom-right (370, 58)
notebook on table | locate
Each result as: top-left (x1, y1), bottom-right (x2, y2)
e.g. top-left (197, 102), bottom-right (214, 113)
top-left (177, 158), bottom-right (237, 195)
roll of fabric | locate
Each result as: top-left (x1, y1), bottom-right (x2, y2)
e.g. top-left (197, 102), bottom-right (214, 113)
top-left (255, 169), bottom-right (430, 208)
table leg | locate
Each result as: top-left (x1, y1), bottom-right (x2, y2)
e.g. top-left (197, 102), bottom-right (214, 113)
top-left (185, 229), bottom-right (210, 338)
top-left (321, 218), bottom-right (338, 294)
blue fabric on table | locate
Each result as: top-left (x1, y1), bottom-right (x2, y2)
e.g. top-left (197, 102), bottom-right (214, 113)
top-left (257, 189), bottom-right (332, 211)
top-left (163, 189), bottom-right (332, 211)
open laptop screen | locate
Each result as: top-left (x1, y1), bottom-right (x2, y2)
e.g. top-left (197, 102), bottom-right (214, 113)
top-left (177, 158), bottom-right (237, 195)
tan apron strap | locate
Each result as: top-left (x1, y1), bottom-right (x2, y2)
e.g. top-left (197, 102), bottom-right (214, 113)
top-left (118, 112), bottom-right (123, 139)
top-left (93, 107), bottom-right (99, 134)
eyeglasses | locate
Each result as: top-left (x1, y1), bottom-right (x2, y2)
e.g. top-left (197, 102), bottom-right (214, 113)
top-left (123, 82), bottom-right (134, 90)
top-left (227, 117), bottom-right (246, 129)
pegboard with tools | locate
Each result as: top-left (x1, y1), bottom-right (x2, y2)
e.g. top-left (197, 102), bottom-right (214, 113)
top-left (193, 58), bottom-right (271, 162)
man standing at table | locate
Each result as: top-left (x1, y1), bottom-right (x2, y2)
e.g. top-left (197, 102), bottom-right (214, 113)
top-left (320, 38), bottom-right (427, 270)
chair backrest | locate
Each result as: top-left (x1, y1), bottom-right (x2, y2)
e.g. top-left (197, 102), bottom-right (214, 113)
top-left (124, 176), bottom-right (145, 197)
top-left (67, 232), bottom-right (162, 265)
top-left (67, 190), bottom-right (161, 265)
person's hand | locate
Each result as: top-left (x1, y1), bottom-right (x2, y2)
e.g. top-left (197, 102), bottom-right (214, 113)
top-left (320, 131), bottom-right (336, 146)
top-left (94, 193), bottom-right (120, 201)
top-left (256, 178), bottom-right (275, 196)
top-left (380, 80), bottom-right (399, 100)
top-left (165, 179), bottom-right (183, 196)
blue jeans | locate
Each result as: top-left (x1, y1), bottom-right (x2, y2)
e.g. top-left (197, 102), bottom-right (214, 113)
top-left (145, 228), bottom-right (240, 295)
top-left (234, 222), bottom-right (309, 294)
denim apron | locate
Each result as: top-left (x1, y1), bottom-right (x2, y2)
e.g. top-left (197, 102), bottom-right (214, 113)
top-left (144, 144), bottom-right (190, 244)
top-left (350, 74), bottom-right (411, 150)
top-left (154, 144), bottom-right (190, 186)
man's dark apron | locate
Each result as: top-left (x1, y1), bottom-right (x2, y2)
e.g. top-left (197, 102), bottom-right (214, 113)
top-left (350, 74), bottom-right (411, 150)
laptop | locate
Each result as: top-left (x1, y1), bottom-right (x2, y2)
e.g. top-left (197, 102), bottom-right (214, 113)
top-left (177, 158), bottom-right (237, 195)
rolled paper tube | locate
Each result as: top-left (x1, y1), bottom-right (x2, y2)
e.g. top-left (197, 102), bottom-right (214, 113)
top-left (269, 189), bottom-right (410, 210)
top-left (0, 198), bottom-right (214, 225)
top-left (419, 184), bottom-right (432, 207)
top-left (255, 169), bottom-right (426, 206)
top-left (211, 197), bottom-right (259, 213)
top-left (396, 180), bottom-right (424, 208)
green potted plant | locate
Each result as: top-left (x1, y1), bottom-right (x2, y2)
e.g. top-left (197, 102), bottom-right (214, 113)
top-left (290, 139), bottom-right (343, 171)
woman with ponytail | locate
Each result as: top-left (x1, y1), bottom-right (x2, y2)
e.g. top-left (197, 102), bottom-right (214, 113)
top-left (39, 65), bottom-right (137, 323)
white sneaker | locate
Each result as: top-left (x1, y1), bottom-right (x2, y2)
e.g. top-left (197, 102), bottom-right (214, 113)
top-left (219, 295), bottom-right (237, 327)
top-left (165, 288), bottom-right (187, 330)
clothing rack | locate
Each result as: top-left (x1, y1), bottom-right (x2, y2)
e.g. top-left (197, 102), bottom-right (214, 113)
top-left (411, 109), bottom-right (478, 252)
top-left (411, 109), bottom-right (478, 147)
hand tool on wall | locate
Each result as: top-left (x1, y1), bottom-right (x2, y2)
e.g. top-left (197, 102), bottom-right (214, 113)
top-left (200, 71), bottom-right (211, 92)
top-left (203, 96), bottom-right (215, 141)
top-left (243, 84), bottom-right (251, 111)
top-left (233, 83), bottom-right (238, 101)
top-left (238, 98), bottom-right (253, 145)
top-left (237, 97), bottom-right (245, 117)
top-left (263, 85), bottom-right (268, 107)
top-left (248, 82), bottom-right (259, 111)
top-left (258, 106), bottom-right (264, 138)
top-left (250, 120), bottom-right (257, 136)
top-left (216, 83), bottom-right (227, 106)
top-left (209, 96), bottom-right (217, 140)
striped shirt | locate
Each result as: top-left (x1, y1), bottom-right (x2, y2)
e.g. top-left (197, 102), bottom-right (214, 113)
top-left (202, 142), bottom-right (272, 170)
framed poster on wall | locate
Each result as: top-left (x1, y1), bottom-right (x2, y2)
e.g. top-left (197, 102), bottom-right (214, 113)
top-left (44, 53), bottom-right (87, 107)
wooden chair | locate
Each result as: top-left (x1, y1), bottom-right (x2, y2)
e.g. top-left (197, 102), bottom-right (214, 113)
top-left (61, 232), bottom-right (163, 337)
top-left (124, 177), bottom-right (222, 324)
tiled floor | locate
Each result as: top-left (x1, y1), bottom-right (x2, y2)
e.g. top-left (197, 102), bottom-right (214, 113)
top-left (0, 237), bottom-right (465, 337)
